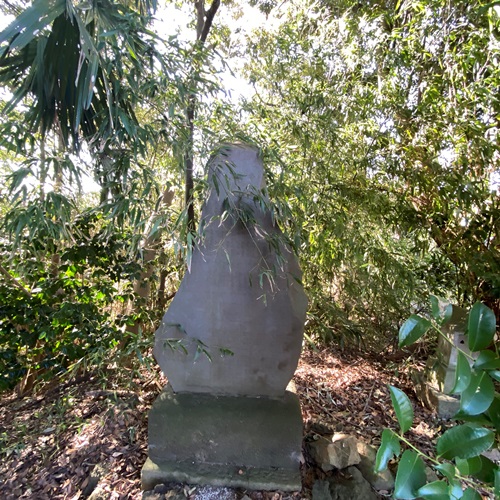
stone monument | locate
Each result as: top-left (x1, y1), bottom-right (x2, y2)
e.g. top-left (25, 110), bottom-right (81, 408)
top-left (413, 305), bottom-right (473, 418)
top-left (142, 144), bottom-right (308, 492)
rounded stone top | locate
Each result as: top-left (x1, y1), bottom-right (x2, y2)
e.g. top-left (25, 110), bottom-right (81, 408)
top-left (154, 145), bottom-right (307, 397)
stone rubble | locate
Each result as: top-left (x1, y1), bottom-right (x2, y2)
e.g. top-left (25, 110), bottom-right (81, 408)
top-left (307, 434), bottom-right (360, 472)
top-left (355, 441), bottom-right (394, 491)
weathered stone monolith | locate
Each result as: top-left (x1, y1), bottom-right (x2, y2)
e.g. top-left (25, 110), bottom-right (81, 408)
top-left (413, 305), bottom-right (474, 418)
top-left (142, 144), bottom-right (307, 492)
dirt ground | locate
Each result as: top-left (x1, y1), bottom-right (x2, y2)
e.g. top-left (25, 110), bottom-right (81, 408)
top-left (0, 346), bottom-right (439, 499)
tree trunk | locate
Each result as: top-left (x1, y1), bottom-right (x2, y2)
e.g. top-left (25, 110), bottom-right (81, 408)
top-left (184, 0), bottom-right (221, 235)
top-left (124, 188), bottom-right (175, 339)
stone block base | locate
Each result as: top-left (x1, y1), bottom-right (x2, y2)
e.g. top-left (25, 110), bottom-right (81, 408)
top-left (142, 387), bottom-right (303, 492)
top-left (412, 370), bottom-right (459, 419)
top-left (141, 458), bottom-right (302, 492)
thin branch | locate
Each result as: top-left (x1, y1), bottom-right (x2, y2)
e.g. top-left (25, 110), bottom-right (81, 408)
top-left (199, 0), bottom-right (220, 43)
top-left (0, 262), bottom-right (32, 297)
top-left (195, 0), bottom-right (205, 39)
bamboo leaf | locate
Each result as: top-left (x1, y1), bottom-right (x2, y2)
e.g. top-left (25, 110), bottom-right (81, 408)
top-left (0, 0), bottom-right (65, 52)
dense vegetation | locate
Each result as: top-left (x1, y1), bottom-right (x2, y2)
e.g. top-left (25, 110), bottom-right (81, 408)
top-left (0, 0), bottom-right (498, 387)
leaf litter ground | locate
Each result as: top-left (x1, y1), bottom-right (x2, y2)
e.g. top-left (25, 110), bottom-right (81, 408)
top-left (0, 346), bottom-right (441, 499)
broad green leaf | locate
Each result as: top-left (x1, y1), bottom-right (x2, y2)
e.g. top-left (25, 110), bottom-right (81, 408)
top-left (489, 370), bottom-right (500, 382)
top-left (389, 385), bottom-right (414, 433)
top-left (485, 396), bottom-right (500, 432)
top-left (451, 351), bottom-right (471, 394)
top-left (430, 295), bottom-right (440, 319)
top-left (430, 295), bottom-right (453, 325)
top-left (452, 411), bottom-right (494, 426)
top-left (449, 478), bottom-right (463, 500)
top-left (375, 429), bottom-right (401, 472)
top-left (399, 315), bottom-right (432, 348)
top-left (462, 455), bottom-right (496, 483)
top-left (434, 462), bottom-right (456, 480)
top-left (416, 480), bottom-right (449, 500)
top-left (473, 350), bottom-right (500, 370)
top-left (394, 450), bottom-right (427, 499)
top-left (461, 488), bottom-right (482, 500)
top-left (459, 371), bottom-right (495, 416)
top-left (456, 455), bottom-right (485, 475)
top-left (468, 302), bottom-right (496, 351)
top-left (437, 424), bottom-right (494, 459)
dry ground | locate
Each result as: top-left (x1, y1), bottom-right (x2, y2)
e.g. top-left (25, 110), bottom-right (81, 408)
top-left (0, 346), bottom-right (439, 499)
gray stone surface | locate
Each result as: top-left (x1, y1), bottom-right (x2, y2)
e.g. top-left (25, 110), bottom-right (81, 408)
top-left (154, 144), bottom-right (307, 397)
top-left (413, 370), bottom-right (460, 419)
top-left (142, 386), bottom-right (303, 491)
top-left (412, 305), bottom-right (474, 418)
top-left (312, 479), bottom-right (332, 500)
top-left (425, 305), bottom-right (471, 394)
top-left (142, 483), bottom-right (238, 500)
top-left (144, 144), bottom-right (307, 494)
top-left (141, 458), bottom-right (302, 492)
top-left (328, 467), bottom-right (378, 500)
top-left (308, 434), bottom-right (360, 472)
top-left (355, 441), bottom-right (394, 491)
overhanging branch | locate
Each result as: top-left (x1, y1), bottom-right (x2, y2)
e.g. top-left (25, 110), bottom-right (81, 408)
top-left (199, 0), bottom-right (220, 43)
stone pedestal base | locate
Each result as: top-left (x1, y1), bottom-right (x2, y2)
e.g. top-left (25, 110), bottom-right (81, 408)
top-left (412, 370), bottom-right (459, 419)
top-left (141, 387), bottom-right (303, 492)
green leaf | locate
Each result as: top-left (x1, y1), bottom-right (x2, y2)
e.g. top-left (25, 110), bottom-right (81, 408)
top-left (218, 347), bottom-right (234, 357)
top-left (451, 350), bottom-right (472, 394)
top-left (485, 395), bottom-right (500, 432)
top-left (461, 455), bottom-right (496, 483)
top-left (430, 295), bottom-right (440, 320)
top-left (375, 429), bottom-right (401, 472)
top-left (448, 478), bottom-right (463, 500)
top-left (416, 480), bottom-right (449, 500)
top-left (394, 450), bottom-right (427, 499)
top-left (0, 0), bottom-right (65, 51)
top-left (389, 385), bottom-right (414, 433)
top-left (455, 457), bottom-right (473, 475)
top-left (399, 315), bottom-right (432, 348)
top-left (430, 295), bottom-right (453, 325)
top-left (494, 468), bottom-right (500, 500)
top-left (467, 302), bottom-right (496, 351)
top-left (433, 462), bottom-right (456, 480)
top-left (473, 350), bottom-right (500, 370)
top-left (459, 371), bottom-right (495, 416)
top-left (437, 424), bottom-right (494, 459)
top-left (488, 370), bottom-right (500, 382)
top-left (461, 488), bottom-right (482, 500)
